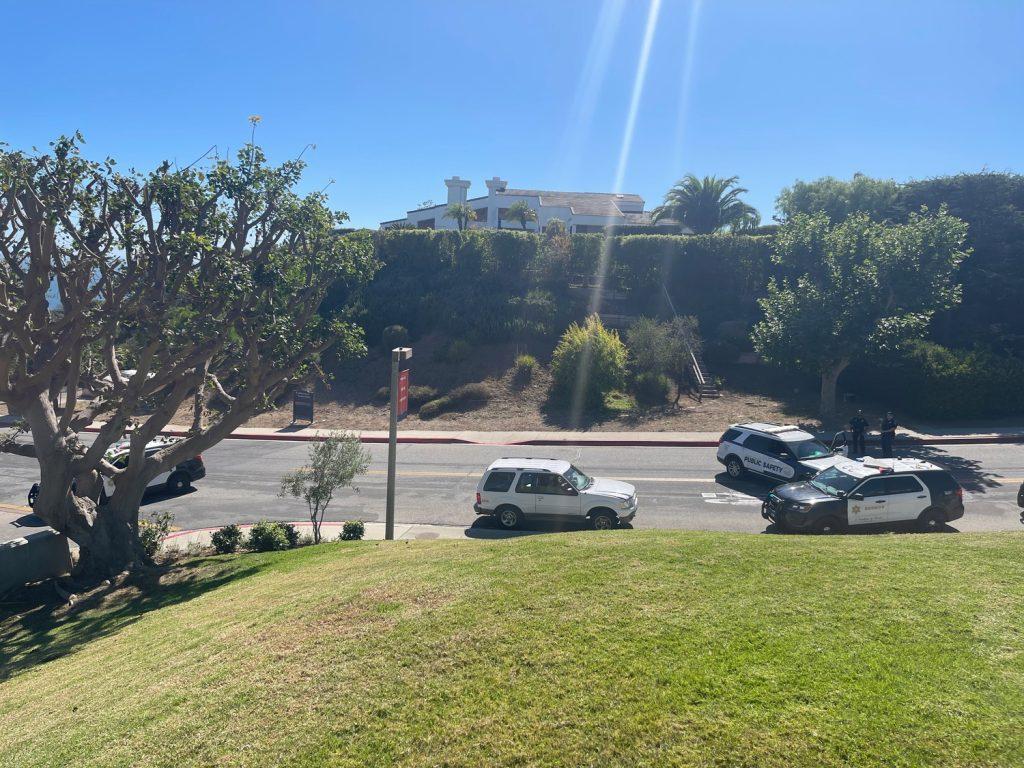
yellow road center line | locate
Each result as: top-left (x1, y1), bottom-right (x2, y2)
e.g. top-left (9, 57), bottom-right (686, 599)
top-left (0, 502), bottom-right (33, 513)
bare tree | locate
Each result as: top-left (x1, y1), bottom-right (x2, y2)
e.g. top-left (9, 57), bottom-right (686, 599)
top-left (0, 136), bottom-right (378, 574)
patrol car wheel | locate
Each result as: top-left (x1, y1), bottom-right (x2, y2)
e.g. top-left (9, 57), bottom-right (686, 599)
top-left (725, 456), bottom-right (744, 479)
top-left (495, 505), bottom-right (523, 530)
top-left (166, 472), bottom-right (191, 495)
top-left (812, 516), bottom-right (843, 535)
top-left (917, 508), bottom-right (945, 533)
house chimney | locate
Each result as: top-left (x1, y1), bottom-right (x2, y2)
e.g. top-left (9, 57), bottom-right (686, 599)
top-left (485, 176), bottom-right (507, 195)
top-left (445, 176), bottom-right (471, 206)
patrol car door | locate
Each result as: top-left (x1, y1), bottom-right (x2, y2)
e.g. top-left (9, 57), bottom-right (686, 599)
top-left (848, 477), bottom-right (889, 524)
top-left (146, 447), bottom-right (172, 489)
top-left (533, 473), bottom-right (582, 519)
top-left (514, 472), bottom-right (539, 514)
top-left (882, 475), bottom-right (928, 522)
top-left (740, 435), bottom-right (797, 481)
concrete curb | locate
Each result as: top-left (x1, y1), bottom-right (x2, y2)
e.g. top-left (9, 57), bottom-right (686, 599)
top-left (82, 424), bottom-right (1024, 448)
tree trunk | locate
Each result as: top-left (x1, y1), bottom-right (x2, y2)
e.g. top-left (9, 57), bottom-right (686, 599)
top-left (19, 391), bottom-right (143, 576)
top-left (819, 359), bottom-right (849, 420)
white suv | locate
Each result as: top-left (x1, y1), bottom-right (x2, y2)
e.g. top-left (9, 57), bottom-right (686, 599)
top-left (474, 457), bottom-right (638, 530)
top-left (717, 422), bottom-right (846, 483)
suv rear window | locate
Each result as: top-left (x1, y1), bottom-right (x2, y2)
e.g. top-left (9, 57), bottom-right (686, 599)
top-left (721, 428), bottom-right (742, 443)
top-left (483, 471), bottom-right (516, 492)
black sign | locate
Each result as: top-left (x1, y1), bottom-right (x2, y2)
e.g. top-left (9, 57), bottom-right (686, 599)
top-left (292, 389), bottom-right (314, 423)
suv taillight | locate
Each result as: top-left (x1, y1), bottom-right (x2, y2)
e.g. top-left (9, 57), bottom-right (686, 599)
top-left (195, 454), bottom-right (203, 464)
top-left (476, 492), bottom-right (481, 504)
top-left (956, 486), bottom-right (963, 500)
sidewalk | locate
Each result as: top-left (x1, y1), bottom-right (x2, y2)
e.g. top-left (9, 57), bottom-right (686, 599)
top-left (91, 423), bottom-right (1024, 448)
top-left (161, 520), bottom-right (521, 552)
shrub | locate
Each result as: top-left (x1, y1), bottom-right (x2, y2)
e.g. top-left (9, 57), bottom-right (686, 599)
top-left (550, 315), bottom-right (628, 410)
top-left (281, 523), bottom-right (300, 549)
top-left (340, 520), bottom-right (365, 541)
top-left (625, 317), bottom-right (671, 376)
top-left (211, 524), bottom-right (243, 554)
top-left (513, 354), bottom-right (538, 384)
top-left (139, 510), bottom-right (174, 560)
top-left (246, 520), bottom-right (291, 552)
top-left (374, 384), bottom-right (438, 407)
top-left (446, 339), bottom-right (472, 363)
top-left (381, 324), bottom-right (409, 350)
top-left (418, 382), bottom-right (491, 419)
top-left (633, 372), bottom-right (671, 406)
top-left (847, 341), bottom-right (1024, 419)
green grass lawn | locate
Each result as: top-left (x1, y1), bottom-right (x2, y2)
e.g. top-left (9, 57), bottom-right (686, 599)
top-left (2, 531), bottom-right (1023, 767)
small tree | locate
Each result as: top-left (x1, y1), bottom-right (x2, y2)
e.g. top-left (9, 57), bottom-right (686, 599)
top-left (550, 315), bottom-right (628, 414)
top-left (751, 210), bottom-right (969, 418)
top-left (506, 200), bottom-right (537, 230)
top-left (445, 203), bottom-right (476, 231)
top-left (625, 316), bottom-right (702, 404)
top-left (279, 434), bottom-right (370, 544)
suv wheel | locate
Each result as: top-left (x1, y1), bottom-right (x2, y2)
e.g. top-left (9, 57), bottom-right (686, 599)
top-left (813, 516), bottom-right (843, 535)
top-left (918, 508), bottom-right (946, 533)
top-left (167, 472), bottom-right (191, 495)
top-left (496, 505), bottom-right (523, 530)
top-left (591, 510), bottom-right (616, 530)
top-left (725, 456), bottom-right (744, 479)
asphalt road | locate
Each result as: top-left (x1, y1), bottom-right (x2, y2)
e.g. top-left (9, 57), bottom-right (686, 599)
top-left (1, 439), bottom-right (1022, 535)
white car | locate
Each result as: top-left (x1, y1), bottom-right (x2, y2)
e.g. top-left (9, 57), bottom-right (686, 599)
top-left (716, 422), bottom-right (846, 483)
top-left (474, 457), bottom-right (638, 530)
top-left (27, 436), bottom-right (205, 508)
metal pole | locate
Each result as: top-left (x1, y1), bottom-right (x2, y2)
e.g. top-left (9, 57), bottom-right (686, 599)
top-left (385, 348), bottom-right (399, 540)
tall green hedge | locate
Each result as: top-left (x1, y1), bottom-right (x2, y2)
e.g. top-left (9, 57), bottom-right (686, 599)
top-left (846, 340), bottom-right (1024, 419)
top-left (352, 229), bottom-right (773, 345)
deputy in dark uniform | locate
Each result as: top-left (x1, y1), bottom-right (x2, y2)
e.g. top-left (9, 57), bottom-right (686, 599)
top-left (880, 412), bottom-right (898, 458)
top-left (848, 410), bottom-right (869, 456)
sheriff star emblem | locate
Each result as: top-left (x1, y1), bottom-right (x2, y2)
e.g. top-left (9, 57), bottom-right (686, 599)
top-left (851, 505), bottom-right (861, 515)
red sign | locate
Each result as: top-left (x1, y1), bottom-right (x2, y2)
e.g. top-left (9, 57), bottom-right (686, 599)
top-left (397, 369), bottom-right (410, 417)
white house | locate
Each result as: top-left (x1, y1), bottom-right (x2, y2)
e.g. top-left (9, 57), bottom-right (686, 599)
top-left (380, 176), bottom-right (684, 233)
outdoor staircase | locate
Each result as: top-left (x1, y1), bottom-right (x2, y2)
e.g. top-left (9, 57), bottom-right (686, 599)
top-left (690, 349), bottom-right (719, 400)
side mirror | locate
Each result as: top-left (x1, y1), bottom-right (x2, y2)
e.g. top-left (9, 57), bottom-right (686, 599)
top-left (833, 448), bottom-right (844, 454)
top-left (850, 492), bottom-right (864, 501)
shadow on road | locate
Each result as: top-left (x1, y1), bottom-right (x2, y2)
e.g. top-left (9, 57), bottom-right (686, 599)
top-left (140, 486), bottom-right (198, 507)
top-left (465, 516), bottom-right (635, 539)
top-left (896, 445), bottom-right (1004, 493)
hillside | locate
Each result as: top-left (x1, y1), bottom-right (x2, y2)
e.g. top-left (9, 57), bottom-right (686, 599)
top-left (3, 531), bottom-right (1024, 767)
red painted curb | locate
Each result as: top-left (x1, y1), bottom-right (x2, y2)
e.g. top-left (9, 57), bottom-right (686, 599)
top-left (81, 425), bottom-right (1024, 448)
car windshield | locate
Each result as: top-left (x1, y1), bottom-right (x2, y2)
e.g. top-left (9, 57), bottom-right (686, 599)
top-left (564, 466), bottom-right (593, 491)
top-left (791, 439), bottom-right (832, 460)
top-left (809, 466), bottom-right (860, 496)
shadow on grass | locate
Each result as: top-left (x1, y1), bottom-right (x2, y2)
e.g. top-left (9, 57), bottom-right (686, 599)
top-left (0, 555), bottom-right (270, 682)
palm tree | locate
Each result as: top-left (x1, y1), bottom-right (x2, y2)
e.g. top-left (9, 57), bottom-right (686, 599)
top-left (505, 200), bottom-right (538, 230)
top-left (652, 174), bottom-right (760, 234)
top-left (445, 203), bottom-right (477, 231)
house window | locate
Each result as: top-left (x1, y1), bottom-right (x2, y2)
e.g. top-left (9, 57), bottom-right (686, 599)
top-left (417, 218), bottom-right (435, 229)
top-left (474, 207), bottom-right (488, 223)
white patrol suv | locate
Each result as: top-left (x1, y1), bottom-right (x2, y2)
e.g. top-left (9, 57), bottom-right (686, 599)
top-left (474, 457), bottom-right (638, 531)
top-left (716, 423), bottom-right (846, 483)
top-left (762, 457), bottom-right (965, 533)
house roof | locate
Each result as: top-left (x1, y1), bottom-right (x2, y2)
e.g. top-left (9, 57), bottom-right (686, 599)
top-left (502, 189), bottom-right (643, 217)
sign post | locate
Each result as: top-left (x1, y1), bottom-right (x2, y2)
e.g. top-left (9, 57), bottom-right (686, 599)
top-left (386, 347), bottom-right (412, 540)
top-left (292, 389), bottom-right (314, 424)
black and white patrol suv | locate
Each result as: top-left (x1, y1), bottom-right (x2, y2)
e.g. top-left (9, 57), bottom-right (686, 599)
top-left (762, 457), bottom-right (964, 534)
top-left (716, 423), bottom-right (845, 483)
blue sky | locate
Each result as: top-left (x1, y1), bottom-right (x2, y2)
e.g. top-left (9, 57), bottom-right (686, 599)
top-left (4, 1), bottom-right (1022, 228)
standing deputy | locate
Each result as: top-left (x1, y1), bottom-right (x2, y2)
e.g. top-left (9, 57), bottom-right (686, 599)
top-left (848, 409), bottom-right (868, 457)
top-left (880, 411), bottom-right (898, 458)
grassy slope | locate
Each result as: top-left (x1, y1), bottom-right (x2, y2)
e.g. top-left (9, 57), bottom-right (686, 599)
top-left (2, 531), bottom-right (1023, 767)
